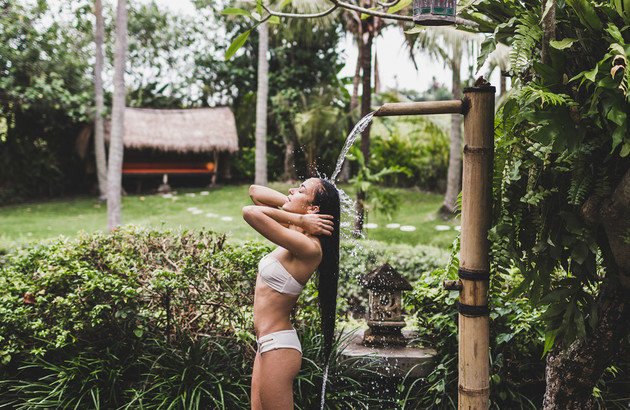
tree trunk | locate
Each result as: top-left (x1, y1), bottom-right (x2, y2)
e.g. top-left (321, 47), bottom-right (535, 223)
top-left (543, 284), bottom-right (630, 409)
top-left (541, 0), bottom-right (556, 66)
top-left (339, 34), bottom-right (364, 183)
top-left (353, 27), bottom-right (374, 236)
top-left (255, 22), bottom-right (269, 186)
top-left (94, 0), bottom-right (107, 200)
top-left (107, 0), bottom-right (127, 231)
top-left (441, 50), bottom-right (462, 215)
top-left (374, 49), bottom-right (380, 95)
top-left (545, 169), bottom-right (630, 408)
top-left (500, 71), bottom-right (507, 96)
top-left (350, 34), bottom-right (362, 112)
top-left (282, 138), bottom-right (297, 182)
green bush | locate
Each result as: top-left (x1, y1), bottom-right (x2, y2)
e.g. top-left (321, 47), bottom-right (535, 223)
top-left (336, 240), bottom-right (449, 317)
top-left (7, 228), bottom-right (608, 408)
top-left (370, 119), bottom-right (450, 192)
top-left (0, 228), bottom-right (263, 408)
top-left (0, 228), bottom-right (447, 408)
top-left (397, 243), bottom-right (548, 409)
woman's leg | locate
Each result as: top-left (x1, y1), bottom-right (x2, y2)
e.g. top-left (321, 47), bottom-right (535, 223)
top-left (251, 352), bottom-right (263, 410)
top-left (255, 348), bottom-right (302, 409)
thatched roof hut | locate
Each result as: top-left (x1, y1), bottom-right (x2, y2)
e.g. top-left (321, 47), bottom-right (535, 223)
top-left (109, 107), bottom-right (239, 153)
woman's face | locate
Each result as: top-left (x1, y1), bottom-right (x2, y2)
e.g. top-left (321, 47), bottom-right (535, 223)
top-left (283, 178), bottom-right (321, 214)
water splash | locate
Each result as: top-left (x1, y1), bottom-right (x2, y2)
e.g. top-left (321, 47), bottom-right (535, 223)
top-left (330, 112), bottom-right (375, 182)
top-left (318, 112), bottom-right (376, 410)
top-left (320, 361), bottom-right (330, 410)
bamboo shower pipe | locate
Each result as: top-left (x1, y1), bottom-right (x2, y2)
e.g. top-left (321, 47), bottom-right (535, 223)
top-left (374, 84), bottom-right (496, 409)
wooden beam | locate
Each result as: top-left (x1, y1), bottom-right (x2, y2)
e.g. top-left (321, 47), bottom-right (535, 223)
top-left (373, 100), bottom-right (464, 117)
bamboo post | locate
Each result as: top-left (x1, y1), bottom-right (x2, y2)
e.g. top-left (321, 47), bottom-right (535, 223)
top-left (458, 85), bottom-right (495, 409)
top-left (373, 87), bottom-right (495, 407)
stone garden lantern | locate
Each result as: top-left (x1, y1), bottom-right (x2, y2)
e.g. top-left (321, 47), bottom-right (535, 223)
top-left (360, 263), bottom-right (413, 346)
top-left (413, 0), bottom-right (457, 26)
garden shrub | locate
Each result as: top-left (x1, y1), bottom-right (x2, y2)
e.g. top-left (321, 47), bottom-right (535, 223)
top-left (3, 228), bottom-right (602, 408)
top-left (335, 239), bottom-right (449, 318)
top-left (370, 122), bottom-right (450, 192)
top-left (0, 228), bottom-right (446, 408)
top-left (0, 228), bottom-right (264, 408)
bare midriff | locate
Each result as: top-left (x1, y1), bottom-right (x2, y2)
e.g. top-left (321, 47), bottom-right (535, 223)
top-left (253, 247), bottom-right (320, 338)
top-left (253, 275), bottom-right (300, 338)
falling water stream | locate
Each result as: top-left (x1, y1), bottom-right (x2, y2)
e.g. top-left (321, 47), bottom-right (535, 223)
top-left (320, 111), bottom-right (376, 410)
top-left (330, 111), bottom-right (375, 182)
top-left (319, 361), bottom-right (330, 410)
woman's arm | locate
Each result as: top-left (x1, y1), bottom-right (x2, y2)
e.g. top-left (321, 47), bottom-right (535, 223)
top-left (249, 185), bottom-right (287, 207)
top-left (242, 205), bottom-right (333, 258)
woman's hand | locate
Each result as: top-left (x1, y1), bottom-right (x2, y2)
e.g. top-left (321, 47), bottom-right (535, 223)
top-left (300, 213), bottom-right (334, 236)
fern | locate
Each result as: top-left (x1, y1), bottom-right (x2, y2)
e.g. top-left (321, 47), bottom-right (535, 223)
top-left (521, 85), bottom-right (576, 108)
top-left (510, 11), bottom-right (543, 75)
top-left (592, 168), bottom-right (612, 198)
top-left (567, 168), bottom-right (593, 206)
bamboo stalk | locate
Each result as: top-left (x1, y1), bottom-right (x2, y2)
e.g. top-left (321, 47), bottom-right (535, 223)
top-left (459, 85), bottom-right (495, 409)
top-left (373, 100), bottom-right (464, 117)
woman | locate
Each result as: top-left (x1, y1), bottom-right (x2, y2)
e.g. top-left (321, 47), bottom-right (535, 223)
top-left (242, 178), bottom-right (340, 409)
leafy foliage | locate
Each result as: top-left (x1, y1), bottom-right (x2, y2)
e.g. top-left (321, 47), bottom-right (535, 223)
top-left (369, 115), bottom-right (450, 192)
top-left (0, 228), bottom-right (449, 408)
top-left (463, 0), bottom-right (630, 403)
top-left (0, 228), bottom-right (261, 408)
top-left (346, 147), bottom-right (411, 221)
top-left (0, 1), bottom-right (94, 203)
top-left (395, 239), bottom-right (546, 408)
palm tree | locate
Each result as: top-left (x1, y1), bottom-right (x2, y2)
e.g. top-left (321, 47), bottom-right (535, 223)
top-left (107, 0), bottom-right (127, 231)
top-left (94, 0), bottom-right (107, 200)
top-left (413, 26), bottom-right (508, 215)
top-left (255, 21), bottom-right (269, 186)
top-left (340, 1), bottom-right (388, 235)
top-left (292, 89), bottom-right (346, 176)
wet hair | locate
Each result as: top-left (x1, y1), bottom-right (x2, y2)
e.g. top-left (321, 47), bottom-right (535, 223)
top-left (311, 178), bottom-right (340, 362)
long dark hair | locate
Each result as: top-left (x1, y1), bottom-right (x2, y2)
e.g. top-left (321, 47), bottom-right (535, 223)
top-left (312, 178), bottom-right (340, 361)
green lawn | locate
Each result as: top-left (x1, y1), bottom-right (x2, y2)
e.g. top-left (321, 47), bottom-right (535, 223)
top-left (0, 183), bottom-right (460, 249)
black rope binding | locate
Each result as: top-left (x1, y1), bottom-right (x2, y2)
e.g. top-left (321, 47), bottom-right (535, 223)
top-left (458, 302), bottom-right (490, 317)
top-left (458, 268), bottom-right (490, 281)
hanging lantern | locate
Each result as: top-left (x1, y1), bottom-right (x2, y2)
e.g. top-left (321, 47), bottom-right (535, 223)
top-left (413, 0), bottom-right (457, 26)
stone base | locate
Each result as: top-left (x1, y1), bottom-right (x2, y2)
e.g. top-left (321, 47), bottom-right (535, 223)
top-left (339, 329), bottom-right (436, 378)
top-left (363, 327), bottom-right (407, 347)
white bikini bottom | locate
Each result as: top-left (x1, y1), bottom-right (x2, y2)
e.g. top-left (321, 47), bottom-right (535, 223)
top-left (256, 329), bottom-right (302, 355)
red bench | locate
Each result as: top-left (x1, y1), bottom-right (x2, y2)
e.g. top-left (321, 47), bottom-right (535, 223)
top-left (122, 162), bottom-right (216, 191)
top-left (122, 162), bottom-right (215, 175)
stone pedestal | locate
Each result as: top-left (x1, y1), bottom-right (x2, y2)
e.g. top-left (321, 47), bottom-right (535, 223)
top-left (340, 329), bottom-right (436, 378)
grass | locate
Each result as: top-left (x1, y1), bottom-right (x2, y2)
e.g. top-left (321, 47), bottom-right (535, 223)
top-left (0, 183), bottom-right (460, 250)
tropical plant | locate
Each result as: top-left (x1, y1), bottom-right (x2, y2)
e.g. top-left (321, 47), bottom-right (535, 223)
top-left (292, 89), bottom-right (348, 177)
top-left (369, 113), bottom-right (450, 191)
top-left (462, 0), bottom-right (630, 406)
top-left (405, 25), bottom-right (510, 214)
top-left (346, 147), bottom-right (411, 230)
top-left (0, 0), bottom-right (94, 204)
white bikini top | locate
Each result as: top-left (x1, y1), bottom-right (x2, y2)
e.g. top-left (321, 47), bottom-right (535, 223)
top-left (258, 254), bottom-right (305, 295)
